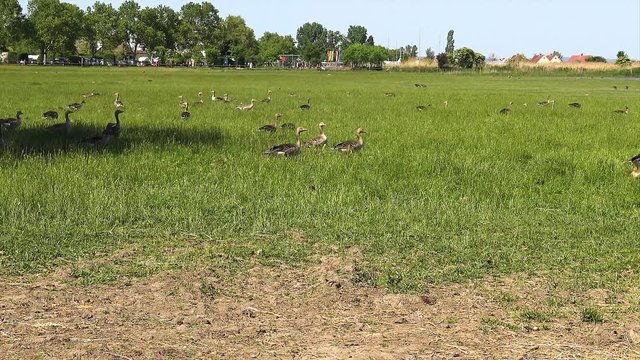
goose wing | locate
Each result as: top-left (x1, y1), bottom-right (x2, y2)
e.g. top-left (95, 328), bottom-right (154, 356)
top-left (630, 154), bottom-right (640, 167)
top-left (305, 135), bottom-right (327, 147)
top-left (265, 142), bottom-right (297, 155)
top-left (259, 124), bottom-right (277, 132)
top-left (333, 139), bottom-right (357, 151)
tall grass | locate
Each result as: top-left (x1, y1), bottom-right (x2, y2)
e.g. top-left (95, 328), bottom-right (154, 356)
top-left (0, 66), bottom-right (639, 291)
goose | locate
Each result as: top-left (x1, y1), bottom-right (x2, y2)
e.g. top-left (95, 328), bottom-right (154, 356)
top-left (444, 100), bottom-right (448, 108)
top-left (499, 102), bottom-right (513, 114)
top-left (259, 113), bottom-right (282, 133)
top-left (614, 106), bottom-right (629, 114)
top-left (613, 86), bottom-right (618, 90)
top-left (305, 122), bottom-right (328, 148)
top-left (181, 103), bottom-right (191, 120)
top-left (626, 85), bottom-right (629, 90)
top-left (78, 130), bottom-right (113, 146)
top-left (538, 96), bottom-right (555, 108)
top-left (104, 109), bottom-right (124, 137)
top-left (236, 99), bottom-right (256, 111)
top-left (261, 90), bottom-right (272, 103)
top-left (68, 100), bottom-right (85, 112)
top-left (414, 83), bottom-right (427, 88)
top-left (223, 93), bottom-right (231, 103)
top-left (82, 89), bottom-right (99, 98)
top-left (0, 111), bottom-right (24, 130)
top-left (416, 104), bottom-right (430, 111)
top-left (264, 127), bottom-right (307, 156)
top-left (211, 90), bottom-right (223, 101)
top-left (178, 95), bottom-right (188, 108)
top-left (333, 128), bottom-right (366, 153)
top-left (280, 122), bottom-right (296, 130)
top-left (299, 98), bottom-right (311, 110)
top-left (195, 92), bottom-right (204, 105)
top-left (42, 110), bottom-right (59, 120)
top-left (114, 92), bottom-right (124, 108)
top-left (46, 110), bottom-right (71, 134)
top-left (568, 102), bottom-right (581, 109)
top-left (384, 92), bottom-right (396, 97)
top-left (630, 154), bottom-right (640, 178)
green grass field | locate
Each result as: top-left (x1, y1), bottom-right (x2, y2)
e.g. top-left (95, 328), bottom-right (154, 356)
top-left (0, 66), bottom-right (639, 292)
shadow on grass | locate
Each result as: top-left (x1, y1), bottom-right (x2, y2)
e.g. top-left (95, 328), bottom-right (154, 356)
top-left (1, 122), bottom-right (224, 158)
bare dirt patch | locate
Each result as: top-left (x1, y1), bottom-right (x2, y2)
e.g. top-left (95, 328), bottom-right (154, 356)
top-left (1, 254), bottom-right (639, 359)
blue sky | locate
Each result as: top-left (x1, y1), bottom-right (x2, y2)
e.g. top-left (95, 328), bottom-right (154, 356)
top-left (19, 0), bottom-right (640, 59)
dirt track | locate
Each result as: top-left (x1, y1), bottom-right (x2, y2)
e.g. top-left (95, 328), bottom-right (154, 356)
top-left (1, 255), bottom-right (639, 359)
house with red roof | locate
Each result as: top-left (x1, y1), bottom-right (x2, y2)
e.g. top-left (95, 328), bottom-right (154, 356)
top-left (530, 53), bottom-right (562, 64)
top-left (567, 54), bottom-right (591, 63)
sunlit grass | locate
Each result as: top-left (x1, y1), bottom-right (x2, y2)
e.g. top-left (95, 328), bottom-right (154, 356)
top-left (0, 66), bottom-right (639, 292)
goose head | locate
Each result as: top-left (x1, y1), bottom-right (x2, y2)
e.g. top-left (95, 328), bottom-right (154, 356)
top-left (356, 128), bottom-right (366, 135)
top-left (17, 111), bottom-right (23, 117)
top-left (115, 109), bottom-right (125, 116)
top-left (319, 122), bottom-right (326, 129)
top-left (251, 99), bottom-right (256, 103)
top-left (275, 113), bottom-right (283, 119)
top-left (296, 127), bottom-right (308, 135)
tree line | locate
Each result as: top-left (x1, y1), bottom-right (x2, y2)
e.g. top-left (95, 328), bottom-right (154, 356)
top-left (1, 0), bottom-right (484, 68)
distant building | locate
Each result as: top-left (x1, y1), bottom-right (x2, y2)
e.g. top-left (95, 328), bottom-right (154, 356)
top-left (567, 54), bottom-right (591, 63)
top-left (509, 54), bottom-right (527, 62)
top-left (530, 53), bottom-right (562, 64)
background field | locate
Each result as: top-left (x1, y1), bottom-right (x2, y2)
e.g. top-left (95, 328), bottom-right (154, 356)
top-left (0, 66), bottom-right (639, 293)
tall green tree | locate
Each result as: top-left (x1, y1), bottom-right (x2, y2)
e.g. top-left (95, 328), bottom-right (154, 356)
top-left (452, 47), bottom-right (485, 69)
top-left (118, 0), bottom-right (152, 57)
top-left (346, 25), bottom-right (367, 46)
top-left (445, 29), bottom-right (454, 54)
top-left (425, 47), bottom-right (435, 60)
top-left (326, 30), bottom-right (345, 49)
top-left (0, 0), bottom-right (23, 51)
top-left (219, 15), bottom-right (258, 64)
top-left (86, 2), bottom-right (121, 57)
top-left (177, 1), bottom-right (221, 51)
top-left (296, 22), bottom-right (327, 64)
top-left (615, 50), bottom-right (631, 66)
top-left (366, 35), bottom-right (374, 46)
top-left (258, 31), bottom-right (295, 63)
top-left (28, 0), bottom-right (84, 63)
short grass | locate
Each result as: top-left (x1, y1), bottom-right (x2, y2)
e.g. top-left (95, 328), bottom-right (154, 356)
top-left (0, 66), bottom-right (639, 293)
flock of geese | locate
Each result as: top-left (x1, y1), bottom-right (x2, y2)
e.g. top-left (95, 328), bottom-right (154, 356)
top-left (0, 88), bottom-right (366, 156)
top-left (0, 91), bottom-right (125, 148)
top-left (175, 88), bottom-right (365, 156)
top-left (1, 84), bottom-right (638, 175)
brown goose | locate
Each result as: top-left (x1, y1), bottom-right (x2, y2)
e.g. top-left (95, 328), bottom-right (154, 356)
top-left (46, 110), bottom-right (71, 134)
top-left (261, 90), bottom-right (272, 103)
top-left (305, 122), bottom-right (327, 148)
top-left (42, 110), bottom-right (59, 120)
top-left (104, 109), bottom-right (124, 137)
top-left (195, 91), bottom-right (204, 105)
top-left (223, 93), bottom-right (231, 103)
top-left (299, 98), bottom-right (311, 110)
top-left (568, 102), bottom-right (581, 108)
top-left (264, 127), bottom-right (307, 156)
top-left (236, 99), bottom-right (256, 110)
top-left (178, 95), bottom-right (187, 108)
top-left (68, 100), bottom-right (85, 112)
top-left (181, 103), bottom-right (191, 120)
top-left (499, 102), bottom-right (513, 114)
top-left (333, 128), bottom-right (366, 152)
top-left (538, 96), bottom-right (555, 108)
top-left (416, 104), bottom-right (430, 111)
top-left (78, 130), bottom-right (113, 146)
top-left (82, 89), bottom-right (99, 98)
top-left (259, 113), bottom-right (282, 133)
top-left (630, 154), bottom-right (640, 178)
top-left (0, 111), bottom-right (24, 130)
top-left (211, 90), bottom-right (223, 101)
top-left (614, 106), bottom-right (629, 114)
top-left (114, 92), bottom-right (124, 108)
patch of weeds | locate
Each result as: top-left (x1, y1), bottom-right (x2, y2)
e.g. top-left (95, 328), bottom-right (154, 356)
top-left (200, 280), bottom-right (220, 298)
top-left (352, 264), bottom-right (378, 286)
top-left (581, 306), bottom-right (604, 323)
top-left (481, 317), bottom-right (519, 333)
top-left (545, 296), bottom-right (565, 308)
top-left (70, 265), bottom-right (119, 285)
top-left (520, 308), bottom-right (551, 322)
top-left (498, 292), bottom-right (518, 305)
